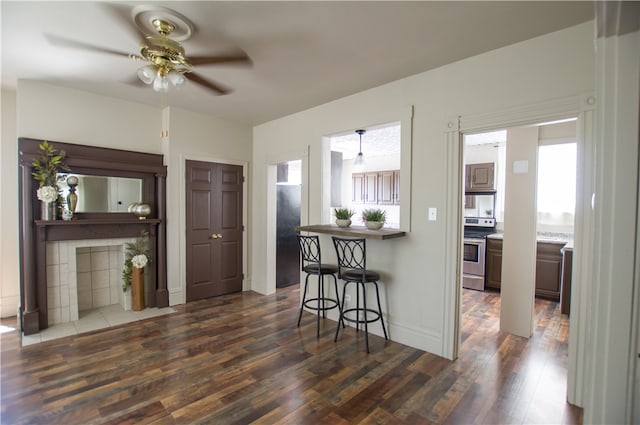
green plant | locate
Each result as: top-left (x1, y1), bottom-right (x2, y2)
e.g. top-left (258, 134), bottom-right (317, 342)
top-left (122, 231), bottom-right (150, 291)
top-left (32, 141), bottom-right (70, 187)
top-left (362, 208), bottom-right (387, 223)
top-left (334, 208), bottom-right (356, 220)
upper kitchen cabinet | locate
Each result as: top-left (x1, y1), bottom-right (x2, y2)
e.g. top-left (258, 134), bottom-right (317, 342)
top-left (353, 170), bottom-right (400, 205)
top-left (378, 170), bottom-right (400, 205)
top-left (466, 162), bottom-right (495, 192)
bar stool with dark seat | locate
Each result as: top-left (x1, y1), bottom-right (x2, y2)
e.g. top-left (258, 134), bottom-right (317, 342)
top-left (332, 236), bottom-right (388, 353)
top-left (296, 234), bottom-right (344, 338)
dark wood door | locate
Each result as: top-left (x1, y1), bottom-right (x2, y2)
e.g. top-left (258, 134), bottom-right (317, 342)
top-left (186, 160), bottom-right (243, 301)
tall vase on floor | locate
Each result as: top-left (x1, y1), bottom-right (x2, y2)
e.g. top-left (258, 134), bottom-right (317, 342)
top-left (123, 233), bottom-right (149, 311)
top-left (131, 267), bottom-right (145, 311)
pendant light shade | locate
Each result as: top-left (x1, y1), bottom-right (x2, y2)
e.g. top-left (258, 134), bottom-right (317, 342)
top-left (354, 129), bottom-right (366, 169)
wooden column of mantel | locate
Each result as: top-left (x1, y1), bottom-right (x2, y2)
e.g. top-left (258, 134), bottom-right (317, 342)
top-left (295, 224), bottom-right (406, 240)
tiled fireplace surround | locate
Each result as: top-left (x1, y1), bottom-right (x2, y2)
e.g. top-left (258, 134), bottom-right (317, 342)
top-left (45, 238), bottom-right (136, 325)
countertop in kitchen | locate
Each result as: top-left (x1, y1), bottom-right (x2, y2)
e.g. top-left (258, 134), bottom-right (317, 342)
top-left (486, 232), bottom-right (573, 245)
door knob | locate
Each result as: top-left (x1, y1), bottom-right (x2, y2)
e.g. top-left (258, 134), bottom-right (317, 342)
top-left (210, 234), bottom-right (219, 239)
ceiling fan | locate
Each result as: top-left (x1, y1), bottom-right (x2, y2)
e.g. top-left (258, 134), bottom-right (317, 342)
top-left (46, 5), bottom-right (252, 95)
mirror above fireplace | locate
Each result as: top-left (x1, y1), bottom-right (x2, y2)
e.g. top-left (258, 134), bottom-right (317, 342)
top-left (58, 174), bottom-right (143, 213)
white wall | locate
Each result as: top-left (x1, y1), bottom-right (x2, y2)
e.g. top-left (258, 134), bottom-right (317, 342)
top-left (1, 88), bottom-right (19, 318)
top-left (16, 81), bottom-right (162, 152)
top-left (252, 22), bottom-right (595, 356)
top-left (164, 107), bottom-right (252, 305)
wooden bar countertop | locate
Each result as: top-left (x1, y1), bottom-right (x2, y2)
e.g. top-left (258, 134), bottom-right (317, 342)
top-left (295, 224), bottom-right (406, 240)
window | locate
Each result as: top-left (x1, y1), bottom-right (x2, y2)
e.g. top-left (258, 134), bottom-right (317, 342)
top-left (536, 143), bottom-right (577, 230)
top-left (328, 123), bottom-right (401, 228)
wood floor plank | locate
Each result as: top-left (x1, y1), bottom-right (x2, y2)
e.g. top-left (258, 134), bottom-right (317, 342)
top-left (1, 286), bottom-right (581, 424)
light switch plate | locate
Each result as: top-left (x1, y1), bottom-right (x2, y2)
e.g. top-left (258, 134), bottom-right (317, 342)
top-left (428, 207), bottom-right (437, 221)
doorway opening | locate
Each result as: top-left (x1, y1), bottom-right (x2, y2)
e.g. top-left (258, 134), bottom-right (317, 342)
top-left (459, 119), bottom-right (579, 419)
top-left (276, 160), bottom-right (302, 288)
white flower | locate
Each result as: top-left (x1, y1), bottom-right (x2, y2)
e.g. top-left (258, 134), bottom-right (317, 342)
top-left (36, 186), bottom-right (58, 203)
top-left (131, 254), bottom-right (148, 269)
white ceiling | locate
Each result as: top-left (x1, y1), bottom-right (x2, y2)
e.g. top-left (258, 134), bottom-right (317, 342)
top-left (1, 1), bottom-right (594, 126)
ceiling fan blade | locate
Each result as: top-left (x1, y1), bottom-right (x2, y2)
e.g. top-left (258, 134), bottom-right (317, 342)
top-left (185, 72), bottom-right (231, 95)
top-left (99, 2), bottom-right (147, 45)
top-left (188, 51), bottom-right (252, 67)
top-left (45, 34), bottom-right (133, 59)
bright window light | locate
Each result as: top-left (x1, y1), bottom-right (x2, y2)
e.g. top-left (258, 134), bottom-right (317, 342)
top-left (537, 143), bottom-right (577, 215)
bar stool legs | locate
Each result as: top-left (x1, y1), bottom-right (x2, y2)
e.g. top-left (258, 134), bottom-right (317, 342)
top-left (296, 234), bottom-right (344, 339)
top-left (331, 236), bottom-right (388, 353)
top-left (297, 272), bottom-right (343, 339)
top-left (335, 280), bottom-right (388, 353)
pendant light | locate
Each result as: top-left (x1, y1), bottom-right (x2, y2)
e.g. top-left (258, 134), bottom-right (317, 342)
top-left (353, 129), bottom-right (366, 168)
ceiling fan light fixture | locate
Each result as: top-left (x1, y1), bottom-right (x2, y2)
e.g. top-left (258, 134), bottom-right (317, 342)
top-left (167, 69), bottom-right (185, 86)
top-left (137, 64), bottom-right (156, 85)
top-left (153, 74), bottom-right (169, 92)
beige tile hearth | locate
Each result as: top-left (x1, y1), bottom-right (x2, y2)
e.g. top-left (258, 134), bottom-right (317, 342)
top-left (21, 304), bottom-right (175, 346)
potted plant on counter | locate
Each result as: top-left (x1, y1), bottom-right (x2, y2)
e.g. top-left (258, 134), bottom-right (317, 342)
top-left (362, 208), bottom-right (386, 230)
top-left (334, 208), bottom-right (356, 228)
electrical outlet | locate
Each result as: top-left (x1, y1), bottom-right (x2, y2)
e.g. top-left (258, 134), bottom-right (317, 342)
top-left (344, 294), bottom-right (351, 304)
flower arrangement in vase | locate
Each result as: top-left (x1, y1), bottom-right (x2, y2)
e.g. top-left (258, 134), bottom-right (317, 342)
top-left (334, 208), bottom-right (356, 228)
top-left (122, 231), bottom-right (150, 311)
top-left (362, 208), bottom-right (386, 230)
top-left (31, 141), bottom-right (70, 220)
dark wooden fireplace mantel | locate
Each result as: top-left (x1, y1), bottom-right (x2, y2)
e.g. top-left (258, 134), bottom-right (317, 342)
top-left (19, 138), bottom-right (168, 335)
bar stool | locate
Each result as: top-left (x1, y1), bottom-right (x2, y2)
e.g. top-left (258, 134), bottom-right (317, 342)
top-left (332, 236), bottom-right (388, 353)
top-left (296, 234), bottom-right (344, 338)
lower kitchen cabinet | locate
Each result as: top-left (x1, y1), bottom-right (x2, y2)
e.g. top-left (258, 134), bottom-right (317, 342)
top-left (485, 238), bottom-right (503, 290)
top-left (483, 238), bottom-right (564, 301)
top-left (535, 242), bottom-right (564, 300)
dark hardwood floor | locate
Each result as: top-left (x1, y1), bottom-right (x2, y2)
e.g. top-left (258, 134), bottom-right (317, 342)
top-left (1, 285), bottom-right (581, 424)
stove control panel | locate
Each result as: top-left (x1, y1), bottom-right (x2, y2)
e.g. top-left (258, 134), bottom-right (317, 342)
top-left (464, 217), bottom-right (496, 227)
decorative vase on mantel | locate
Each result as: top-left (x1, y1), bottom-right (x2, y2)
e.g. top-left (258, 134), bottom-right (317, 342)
top-left (40, 201), bottom-right (56, 221)
top-left (131, 267), bottom-right (145, 311)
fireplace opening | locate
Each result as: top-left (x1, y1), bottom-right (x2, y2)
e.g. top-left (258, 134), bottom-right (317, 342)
top-left (46, 238), bottom-right (136, 325)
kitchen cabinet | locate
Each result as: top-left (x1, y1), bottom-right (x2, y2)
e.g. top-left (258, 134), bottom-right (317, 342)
top-left (363, 173), bottom-right (378, 204)
top-left (485, 238), bottom-right (503, 290)
top-left (466, 162), bottom-right (495, 192)
top-left (464, 195), bottom-right (475, 209)
top-left (535, 242), bottom-right (564, 300)
top-left (484, 237), bottom-right (564, 300)
top-left (393, 170), bottom-right (400, 204)
top-left (352, 173), bottom-right (364, 203)
top-left (378, 170), bottom-right (400, 205)
top-left (352, 170), bottom-right (400, 205)
top-left (378, 171), bottom-right (394, 204)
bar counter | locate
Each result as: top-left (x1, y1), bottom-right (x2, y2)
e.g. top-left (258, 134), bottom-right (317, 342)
top-left (295, 224), bottom-right (406, 240)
